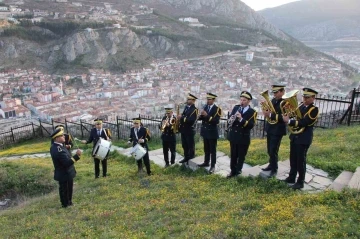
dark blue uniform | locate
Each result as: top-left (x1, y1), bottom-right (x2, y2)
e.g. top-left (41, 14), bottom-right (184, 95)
top-left (50, 142), bottom-right (80, 208)
top-left (51, 133), bottom-right (74, 153)
top-left (288, 103), bottom-right (319, 185)
top-left (198, 104), bottom-right (221, 167)
top-left (86, 128), bottom-right (112, 178)
top-left (228, 105), bottom-right (257, 175)
top-left (128, 126), bottom-right (152, 175)
top-left (159, 115), bottom-right (177, 165)
top-left (179, 104), bottom-right (198, 162)
top-left (265, 98), bottom-right (287, 172)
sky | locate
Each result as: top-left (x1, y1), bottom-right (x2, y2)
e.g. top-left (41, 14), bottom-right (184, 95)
top-left (241, 0), bottom-right (300, 11)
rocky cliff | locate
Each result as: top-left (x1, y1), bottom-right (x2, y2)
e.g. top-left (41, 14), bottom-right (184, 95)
top-left (259, 0), bottom-right (360, 41)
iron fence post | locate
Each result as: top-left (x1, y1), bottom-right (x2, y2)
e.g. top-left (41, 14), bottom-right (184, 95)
top-left (80, 119), bottom-right (84, 139)
top-left (347, 88), bottom-right (356, 126)
top-left (11, 127), bottom-right (15, 142)
top-left (31, 122), bottom-right (35, 137)
top-left (116, 116), bottom-right (120, 140)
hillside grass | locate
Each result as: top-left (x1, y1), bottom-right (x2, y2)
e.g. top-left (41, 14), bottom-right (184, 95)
top-left (176, 125), bottom-right (360, 177)
top-left (0, 149), bottom-right (359, 238)
top-left (2, 125), bottom-right (360, 177)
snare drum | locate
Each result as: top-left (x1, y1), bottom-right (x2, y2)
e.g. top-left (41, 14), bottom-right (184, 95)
top-left (93, 138), bottom-right (112, 161)
top-left (130, 144), bottom-right (147, 161)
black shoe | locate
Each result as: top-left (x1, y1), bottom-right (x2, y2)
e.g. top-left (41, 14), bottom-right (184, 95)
top-left (291, 183), bottom-right (304, 190)
top-left (179, 159), bottom-right (188, 164)
top-left (165, 164), bottom-right (170, 168)
top-left (198, 162), bottom-right (210, 167)
top-left (269, 170), bottom-right (277, 177)
top-left (147, 172), bottom-right (152, 176)
top-left (226, 172), bottom-right (238, 178)
top-left (171, 161), bottom-right (175, 165)
top-left (208, 166), bottom-right (215, 174)
top-left (261, 166), bottom-right (272, 171)
top-left (282, 177), bottom-right (295, 184)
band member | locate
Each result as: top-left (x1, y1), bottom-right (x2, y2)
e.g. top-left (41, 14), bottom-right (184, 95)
top-left (51, 125), bottom-right (74, 153)
top-left (227, 91), bottom-right (257, 178)
top-left (159, 108), bottom-right (177, 167)
top-left (50, 128), bottom-right (82, 208)
top-left (262, 84), bottom-right (287, 177)
top-left (178, 93), bottom-right (199, 164)
top-left (81, 119), bottom-right (112, 178)
top-left (197, 93), bottom-right (222, 174)
top-left (128, 118), bottom-right (152, 175)
top-left (282, 88), bottom-right (319, 189)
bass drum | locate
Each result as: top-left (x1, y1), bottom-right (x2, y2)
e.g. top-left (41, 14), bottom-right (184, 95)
top-left (92, 138), bottom-right (112, 161)
top-left (130, 144), bottom-right (147, 161)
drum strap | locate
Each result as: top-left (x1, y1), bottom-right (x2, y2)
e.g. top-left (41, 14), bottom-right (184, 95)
top-left (103, 128), bottom-right (108, 139)
top-left (134, 128), bottom-right (139, 140)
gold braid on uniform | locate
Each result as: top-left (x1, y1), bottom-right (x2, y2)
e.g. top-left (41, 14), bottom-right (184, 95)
top-left (244, 111), bottom-right (257, 127)
top-left (305, 106), bottom-right (319, 126)
top-left (216, 107), bottom-right (222, 117)
top-left (146, 128), bottom-right (151, 140)
top-left (105, 128), bottom-right (112, 137)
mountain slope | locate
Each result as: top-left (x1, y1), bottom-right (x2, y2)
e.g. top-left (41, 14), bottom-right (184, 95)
top-left (259, 0), bottom-right (360, 41)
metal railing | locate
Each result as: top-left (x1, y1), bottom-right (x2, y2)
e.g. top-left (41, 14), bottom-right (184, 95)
top-left (1, 88), bottom-right (360, 149)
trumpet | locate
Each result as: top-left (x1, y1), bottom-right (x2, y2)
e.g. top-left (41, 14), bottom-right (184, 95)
top-left (260, 90), bottom-right (277, 124)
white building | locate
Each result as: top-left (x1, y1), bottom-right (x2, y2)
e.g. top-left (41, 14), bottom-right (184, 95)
top-left (246, 52), bottom-right (254, 62)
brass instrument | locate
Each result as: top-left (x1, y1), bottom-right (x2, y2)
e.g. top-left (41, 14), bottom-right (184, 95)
top-left (161, 116), bottom-right (169, 132)
top-left (260, 90), bottom-right (277, 125)
top-left (280, 90), bottom-right (305, 134)
top-left (173, 103), bottom-right (182, 133)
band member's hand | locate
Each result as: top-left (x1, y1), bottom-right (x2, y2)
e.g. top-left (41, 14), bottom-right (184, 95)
top-left (127, 141), bottom-right (132, 145)
top-left (81, 140), bottom-right (86, 144)
top-left (201, 110), bottom-right (208, 116)
top-left (177, 115), bottom-right (181, 120)
top-left (236, 112), bottom-right (242, 120)
top-left (138, 139), bottom-right (145, 143)
top-left (65, 145), bottom-right (71, 149)
top-left (283, 115), bottom-right (290, 123)
top-left (76, 149), bottom-right (82, 156)
top-left (263, 110), bottom-right (270, 117)
top-left (166, 122), bottom-right (170, 126)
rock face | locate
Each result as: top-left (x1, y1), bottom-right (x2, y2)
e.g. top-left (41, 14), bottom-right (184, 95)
top-left (145, 0), bottom-right (289, 40)
top-left (0, 0), bottom-right (293, 72)
top-left (259, 0), bottom-right (360, 41)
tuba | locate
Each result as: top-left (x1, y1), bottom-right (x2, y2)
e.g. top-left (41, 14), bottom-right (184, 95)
top-left (260, 90), bottom-right (277, 124)
top-left (280, 90), bottom-right (305, 134)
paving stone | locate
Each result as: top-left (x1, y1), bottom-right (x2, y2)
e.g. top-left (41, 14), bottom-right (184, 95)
top-left (216, 151), bottom-right (226, 157)
top-left (312, 176), bottom-right (333, 187)
top-left (312, 169), bottom-right (329, 178)
top-left (148, 148), bottom-right (163, 156)
top-left (278, 159), bottom-right (290, 167)
top-left (149, 155), bottom-right (166, 167)
top-left (348, 167), bottom-right (360, 190)
top-left (328, 171), bottom-right (354, 192)
top-left (305, 173), bottom-right (314, 184)
top-left (301, 184), bottom-right (316, 191)
top-left (276, 174), bottom-right (288, 180)
top-left (242, 166), bottom-right (262, 178)
top-left (308, 182), bottom-right (327, 190)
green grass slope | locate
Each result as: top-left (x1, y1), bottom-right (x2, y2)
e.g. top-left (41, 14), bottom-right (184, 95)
top-left (0, 126), bottom-right (360, 238)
